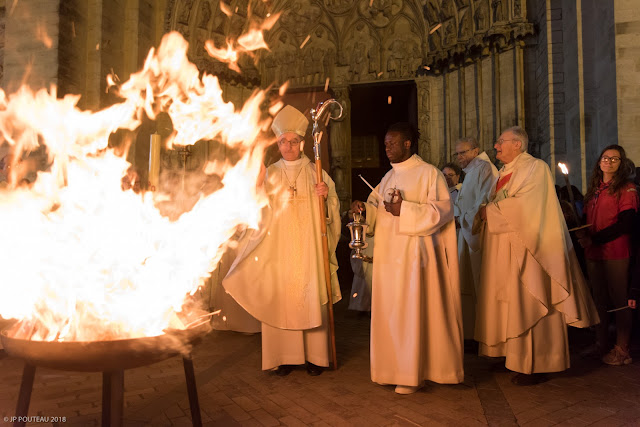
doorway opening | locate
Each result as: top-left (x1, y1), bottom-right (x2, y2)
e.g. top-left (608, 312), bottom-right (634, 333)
top-left (349, 81), bottom-right (417, 202)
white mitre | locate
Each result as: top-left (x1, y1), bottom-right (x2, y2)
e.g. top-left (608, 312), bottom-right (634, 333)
top-left (271, 105), bottom-right (309, 138)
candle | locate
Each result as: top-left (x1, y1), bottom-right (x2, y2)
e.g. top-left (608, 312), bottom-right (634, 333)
top-left (557, 162), bottom-right (578, 223)
top-left (358, 174), bottom-right (383, 201)
top-left (149, 133), bottom-right (161, 191)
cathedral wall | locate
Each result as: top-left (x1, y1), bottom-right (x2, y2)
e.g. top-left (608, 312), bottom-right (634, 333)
top-left (2, 0), bottom-right (60, 92)
top-left (430, 46), bottom-right (522, 169)
top-left (521, 0), bottom-right (623, 191)
top-left (430, 75), bottom-right (444, 165)
top-left (614, 0), bottom-right (640, 164)
top-left (3, 0), bottom-right (631, 200)
top-left (480, 55), bottom-right (493, 152)
top-left (558, 0), bottom-right (582, 188)
top-left (58, 0), bottom-right (88, 101)
top-left (583, 0), bottom-right (617, 170)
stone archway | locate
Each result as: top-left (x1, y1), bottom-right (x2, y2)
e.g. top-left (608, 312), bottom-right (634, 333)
top-left (166, 0), bottom-right (535, 204)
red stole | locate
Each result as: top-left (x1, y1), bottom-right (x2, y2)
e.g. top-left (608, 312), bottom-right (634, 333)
top-left (494, 173), bottom-right (512, 194)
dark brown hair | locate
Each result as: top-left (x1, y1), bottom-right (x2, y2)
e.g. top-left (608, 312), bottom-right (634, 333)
top-left (387, 122), bottom-right (419, 154)
top-left (584, 144), bottom-right (634, 203)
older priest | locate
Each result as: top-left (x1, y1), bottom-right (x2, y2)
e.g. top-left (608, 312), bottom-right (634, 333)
top-left (476, 126), bottom-right (598, 385)
top-left (223, 105), bottom-right (341, 376)
top-left (453, 137), bottom-right (498, 340)
top-left (352, 123), bottom-right (463, 394)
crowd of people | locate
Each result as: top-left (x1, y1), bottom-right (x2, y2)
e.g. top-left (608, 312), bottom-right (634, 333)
top-left (220, 104), bottom-right (639, 395)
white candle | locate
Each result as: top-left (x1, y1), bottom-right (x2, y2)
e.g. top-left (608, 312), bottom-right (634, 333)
top-left (149, 133), bottom-right (161, 191)
top-left (358, 174), bottom-right (383, 201)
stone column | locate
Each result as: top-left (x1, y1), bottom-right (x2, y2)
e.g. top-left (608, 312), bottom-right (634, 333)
top-left (614, 0), bottom-right (640, 164)
top-left (330, 86), bottom-right (351, 210)
top-left (3, 0), bottom-right (60, 91)
top-left (85, 0), bottom-right (103, 111)
top-left (417, 79), bottom-right (431, 163)
top-left (123, 0), bottom-right (140, 78)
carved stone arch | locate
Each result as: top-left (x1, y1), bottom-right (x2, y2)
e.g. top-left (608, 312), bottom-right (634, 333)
top-left (298, 24), bottom-right (339, 86)
top-left (458, 6), bottom-right (473, 41)
top-left (339, 19), bottom-right (382, 83)
top-left (270, 0), bottom-right (324, 41)
top-left (270, 0), bottom-right (341, 49)
top-left (472, 0), bottom-right (490, 33)
top-left (384, 6), bottom-right (428, 59)
top-left (382, 15), bottom-right (423, 79)
top-left (260, 28), bottom-right (300, 86)
top-left (402, 0), bottom-right (430, 52)
top-left (319, 0), bottom-right (357, 16)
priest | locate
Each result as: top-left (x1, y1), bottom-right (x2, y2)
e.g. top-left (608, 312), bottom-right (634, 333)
top-left (475, 126), bottom-right (598, 385)
top-left (351, 122), bottom-right (463, 394)
top-left (223, 105), bottom-right (341, 376)
top-left (453, 136), bottom-right (498, 340)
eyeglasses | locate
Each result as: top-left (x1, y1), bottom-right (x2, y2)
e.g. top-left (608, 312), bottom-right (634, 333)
top-left (278, 138), bottom-right (302, 147)
top-left (495, 138), bottom-right (518, 145)
top-left (600, 156), bottom-right (621, 164)
top-left (454, 148), bottom-right (473, 157)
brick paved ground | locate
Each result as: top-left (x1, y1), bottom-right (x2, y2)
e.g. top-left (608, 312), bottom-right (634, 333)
top-left (1, 299), bottom-right (640, 426)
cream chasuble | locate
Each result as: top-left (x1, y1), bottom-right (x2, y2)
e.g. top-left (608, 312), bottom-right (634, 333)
top-left (454, 152), bottom-right (498, 339)
top-left (222, 155), bottom-right (341, 369)
top-left (476, 152), bottom-right (598, 374)
top-left (364, 154), bottom-right (464, 386)
top-left (209, 240), bottom-right (260, 333)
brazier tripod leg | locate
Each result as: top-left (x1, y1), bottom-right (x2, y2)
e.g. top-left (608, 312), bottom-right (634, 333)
top-left (14, 364), bottom-right (36, 427)
top-left (182, 356), bottom-right (202, 427)
top-left (102, 370), bottom-right (124, 427)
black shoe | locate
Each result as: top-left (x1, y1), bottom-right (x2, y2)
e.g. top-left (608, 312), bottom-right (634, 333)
top-left (511, 373), bottom-right (547, 386)
top-left (273, 365), bottom-right (294, 376)
top-left (306, 362), bottom-right (324, 376)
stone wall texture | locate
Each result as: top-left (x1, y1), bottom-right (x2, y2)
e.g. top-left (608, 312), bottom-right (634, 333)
top-left (0, 0), bottom-right (637, 194)
top-left (614, 0), bottom-right (640, 165)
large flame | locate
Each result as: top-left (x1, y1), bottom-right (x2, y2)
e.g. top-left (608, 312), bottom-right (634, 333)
top-left (0, 32), bottom-right (273, 342)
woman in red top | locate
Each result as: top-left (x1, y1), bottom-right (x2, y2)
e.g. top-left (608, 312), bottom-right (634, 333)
top-left (580, 145), bottom-right (639, 365)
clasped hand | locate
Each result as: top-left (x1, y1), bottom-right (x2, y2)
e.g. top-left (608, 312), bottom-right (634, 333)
top-left (384, 190), bottom-right (402, 216)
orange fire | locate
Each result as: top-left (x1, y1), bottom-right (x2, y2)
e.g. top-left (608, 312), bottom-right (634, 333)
top-left (0, 31), bottom-right (274, 342)
top-left (205, 11), bottom-right (280, 73)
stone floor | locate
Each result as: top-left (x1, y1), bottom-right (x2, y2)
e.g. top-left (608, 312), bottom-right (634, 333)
top-left (1, 298), bottom-right (640, 427)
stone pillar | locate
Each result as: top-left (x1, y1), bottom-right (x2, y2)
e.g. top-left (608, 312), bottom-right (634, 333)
top-left (3, 0), bottom-right (60, 91)
top-left (614, 0), bottom-right (640, 164)
top-left (417, 79), bottom-right (431, 163)
top-left (330, 86), bottom-right (351, 210)
top-left (85, 0), bottom-right (103, 111)
top-left (123, 0), bottom-right (140, 78)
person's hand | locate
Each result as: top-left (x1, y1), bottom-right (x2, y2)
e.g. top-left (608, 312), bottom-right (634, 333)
top-left (629, 299), bottom-right (637, 309)
top-left (315, 182), bottom-right (328, 199)
top-left (574, 228), bottom-right (588, 239)
top-left (383, 190), bottom-right (403, 216)
top-left (578, 236), bottom-right (592, 249)
top-left (478, 205), bottom-right (487, 221)
top-left (350, 200), bottom-right (365, 215)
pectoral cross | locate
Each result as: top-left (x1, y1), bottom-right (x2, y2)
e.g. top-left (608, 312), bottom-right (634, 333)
top-left (289, 186), bottom-right (296, 198)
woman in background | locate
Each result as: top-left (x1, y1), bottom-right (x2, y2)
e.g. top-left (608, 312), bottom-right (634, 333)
top-left (579, 145), bottom-right (639, 365)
